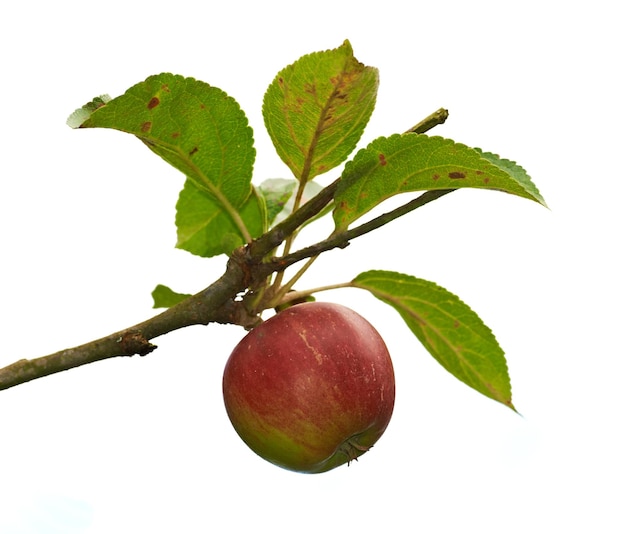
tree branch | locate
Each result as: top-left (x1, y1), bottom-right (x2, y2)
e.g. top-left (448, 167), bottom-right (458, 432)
top-left (258, 189), bottom-right (454, 278)
top-left (407, 107), bottom-right (449, 134)
top-left (1, 109), bottom-right (450, 392)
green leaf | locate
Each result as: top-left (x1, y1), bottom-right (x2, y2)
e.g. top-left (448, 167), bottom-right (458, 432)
top-left (257, 178), bottom-right (327, 227)
top-left (353, 270), bottom-right (515, 410)
top-left (151, 284), bottom-right (192, 308)
top-left (71, 73), bottom-right (257, 240)
top-left (333, 134), bottom-right (546, 230)
top-left (176, 179), bottom-right (266, 258)
top-left (257, 178), bottom-right (297, 225)
top-left (263, 39), bottom-right (378, 181)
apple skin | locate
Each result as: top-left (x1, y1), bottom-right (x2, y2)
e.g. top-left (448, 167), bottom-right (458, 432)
top-left (222, 301), bottom-right (395, 473)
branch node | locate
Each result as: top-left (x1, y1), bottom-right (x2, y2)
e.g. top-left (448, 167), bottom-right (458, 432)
top-left (118, 331), bottom-right (157, 357)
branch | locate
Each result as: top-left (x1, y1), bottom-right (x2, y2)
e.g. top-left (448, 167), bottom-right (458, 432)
top-left (3, 188), bottom-right (441, 391)
top-left (407, 107), bottom-right (449, 134)
top-left (259, 189), bottom-right (454, 278)
top-left (1, 109), bottom-right (450, 392)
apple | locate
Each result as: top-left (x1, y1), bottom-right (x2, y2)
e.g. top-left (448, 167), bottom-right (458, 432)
top-left (222, 301), bottom-right (395, 473)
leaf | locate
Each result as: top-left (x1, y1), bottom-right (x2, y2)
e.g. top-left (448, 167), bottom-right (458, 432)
top-left (71, 73), bottom-right (257, 241)
top-left (257, 178), bottom-right (297, 225)
top-left (353, 270), bottom-right (515, 410)
top-left (263, 39), bottom-right (378, 181)
top-left (66, 94), bottom-right (111, 128)
top-left (151, 284), bottom-right (192, 308)
top-left (333, 134), bottom-right (546, 230)
top-left (176, 179), bottom-right (266, 258)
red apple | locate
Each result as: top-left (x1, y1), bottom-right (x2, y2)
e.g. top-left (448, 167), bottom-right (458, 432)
top-left (222, 301), bottom-right (395, 473)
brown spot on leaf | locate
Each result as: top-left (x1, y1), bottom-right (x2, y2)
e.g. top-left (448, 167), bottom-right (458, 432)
top-left (433, 174), bottom-right (440, 180)
top-left (171, 132), bottom-right (180, 139)
top-left (448, 171), bottom-right (466, 179)
top-left (147, 97), bottom-right (160, 110)
top-left (483, 177), bottom-right (491, 184)
top-left (161, 84), bottom-right (170, 92)
top-left (141, 121), bottom-right (152, 132)
top-left (189, 146), bottom-right (199, 156)
top-left (378, 153), bottom-right (387, 166)
top-left (476, 170), bottom-right (484, 175)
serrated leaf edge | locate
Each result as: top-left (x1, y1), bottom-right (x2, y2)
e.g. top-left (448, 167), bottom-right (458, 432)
top-left (353, 270), bottom-right (516, 410)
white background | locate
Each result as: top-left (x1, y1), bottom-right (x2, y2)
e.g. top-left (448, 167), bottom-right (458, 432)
top-left (1, 1), bottom-right (624, 532)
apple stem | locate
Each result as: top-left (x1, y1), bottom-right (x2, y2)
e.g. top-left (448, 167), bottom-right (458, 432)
top-left (276, 282), bottom-right (353, 306)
